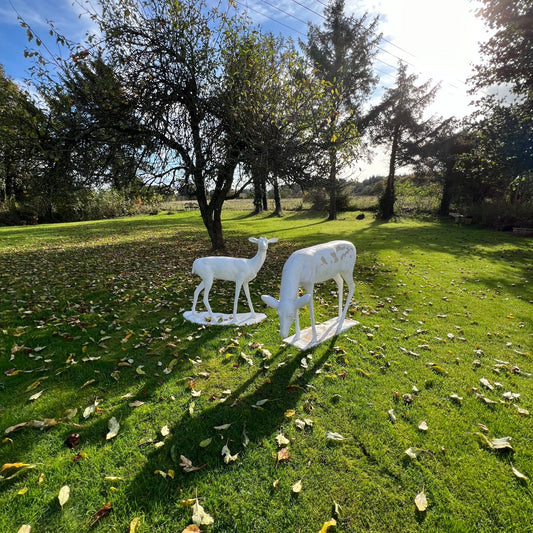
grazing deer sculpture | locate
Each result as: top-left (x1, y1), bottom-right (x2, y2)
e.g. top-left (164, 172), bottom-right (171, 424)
top-left (261, 240), bottom-right (356, 343)
top-left (192, 237), bottom-right (278, 320)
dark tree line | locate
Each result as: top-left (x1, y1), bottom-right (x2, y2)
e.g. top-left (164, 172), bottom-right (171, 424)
top-left (1, 0), bottom-right (531, 245)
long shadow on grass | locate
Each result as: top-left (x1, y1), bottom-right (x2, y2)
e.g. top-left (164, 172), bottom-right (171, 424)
top-left (118, 335), bottom-right (341, 521)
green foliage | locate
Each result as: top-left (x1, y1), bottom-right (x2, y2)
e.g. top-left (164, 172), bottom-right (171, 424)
top-left (0, 213), bottom-right (532, 532)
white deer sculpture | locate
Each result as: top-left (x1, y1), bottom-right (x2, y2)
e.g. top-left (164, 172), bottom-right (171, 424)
top-left (191, 236), bottom-right (278, 321)
top-left (261, 240), bottom-right (356, 344)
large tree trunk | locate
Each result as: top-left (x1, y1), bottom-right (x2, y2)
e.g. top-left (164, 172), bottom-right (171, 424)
top-left (327, 149), bottom-right (337, 221)
top-left (378, 125), bottom-right (399, 220)
top-left (439, 167), bottom-right (453, 216)
top-left (272, 176), bottom-right (283, 216)
top-left (194, 155), bottom-right (238, 251)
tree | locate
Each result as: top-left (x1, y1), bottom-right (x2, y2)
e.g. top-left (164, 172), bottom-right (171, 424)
top-left (472, 0), bottom-right (532, 100)
top-left (371, 62), bottom-right (440, 219)
top-left (32, 0), bottom-right (284, 249)
top-left (302, 0), bottom-right (381, 220)
top-left (0, 65), bottom-right (44, 205)
top-left (463, 0), bottom-right (533, 202)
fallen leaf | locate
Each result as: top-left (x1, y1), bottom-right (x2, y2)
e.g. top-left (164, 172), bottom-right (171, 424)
top-left (221, 444), bottom-right (238, 464)
top-left (29, 389), bottom-right (46, 401)
top-left (480, 377), bottom-right (494, 390)
top-left (58, 485), bottom-right (70, 510)
top-left (242, 424), bottom-right (249, 447)
top-left (418, 421), bottom-right (428, 432)
top-left (284, 409), bottom-right (296, 418)
top-left (415, 489), bottom-right (428, 511)
top-left (64, 433), bottom-right (81, 448)
top-left (129, 401), bottom-right (145, 408)
top-left (104, 476), bottom-right (123, 482)
top-left (179, 455), bottom-right (206, 473)
top-left (89, 502), bottom-right (111, 527)
top-left (513, 405), bottom-right (529, 416)
top-left (511, 464), bottom-right (528, 481)
top-left (405, 447), bottom-right (424, 459)
top-left (18, 487), bottom-right (28, 495)
top-left (0, 463), bottom-right (39, 481)
top-left (319, 518), bottom-right (337, 533)
top-left (106, 417), bottom-right (120, 440)
top-left (276, 433), bottom-right (290, 447)
top-left (277, 447), bottom-right (290, 463)
top-left (325, 431), bottom-right (345, 441)
top-left (80, 379), bottom-right (96, 389)
top-left (490, 436), bottom-right (513, 450)
top-left (17, 526), bottom-right (31, 533)
top-left (129, 517), bottom-right (142, 532)
top-left (161, 425), bottom-right (170, 437)
top-left (199, 438), bottom-right (212, 448)
top-left (214, 423), bottom-right (232, 430)
top-left (181, 526), bottom-right (201, 533)
top-left (292, 479), bottom-right (302, 493)
top-left (25, 380), bottom-right (42, 392)
top-left (192, 500), bottom-right (214, 526)
top-left (388, 409), bottom-right (396, 423)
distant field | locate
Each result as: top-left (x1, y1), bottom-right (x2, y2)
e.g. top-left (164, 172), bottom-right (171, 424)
top-left (159, 196), bottom-right (379, 213)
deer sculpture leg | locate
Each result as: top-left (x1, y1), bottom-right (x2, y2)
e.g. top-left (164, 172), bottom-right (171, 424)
top-left (192, 281), bottom-right (204, 314)
top-left (201, 277), bottom-right (214, 318)
top-left (232, 280), bottom-right (243, 319)
top-left (242, 282), bottom-right (255, 316)
top-left (302, 282), bottom-right (317, 343)
top-left (337, 272), bottom-right (355, 334)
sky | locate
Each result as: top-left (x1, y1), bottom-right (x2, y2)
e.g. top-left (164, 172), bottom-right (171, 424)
top-left (0, 0), bottom-right (491, 179)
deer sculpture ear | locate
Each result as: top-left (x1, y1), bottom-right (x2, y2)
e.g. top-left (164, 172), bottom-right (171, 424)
top-left (249, 237), bottom-right (258, 243)
top-left (296, 293), bottom-right (312, 308)
top-left (261, 295), bottom-right (279, 309)
top-left (267, 237), bottom-right (278, 243)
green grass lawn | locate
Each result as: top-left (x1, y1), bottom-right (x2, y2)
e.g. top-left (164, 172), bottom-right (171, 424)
top-left (1, 211), bottom-right (532, 533)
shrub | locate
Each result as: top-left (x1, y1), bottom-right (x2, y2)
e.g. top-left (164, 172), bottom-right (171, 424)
top-left (466, 199), bottom-right (533, 230)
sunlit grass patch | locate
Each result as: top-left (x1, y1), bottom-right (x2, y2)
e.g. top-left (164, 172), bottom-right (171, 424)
top-left (1, 212), bottom-right (532, 532)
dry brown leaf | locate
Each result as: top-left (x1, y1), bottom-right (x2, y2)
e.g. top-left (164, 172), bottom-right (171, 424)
top-left (89, 502), bottom-right (112, 527)
top-left (181, 526), bottom-right (201, 533)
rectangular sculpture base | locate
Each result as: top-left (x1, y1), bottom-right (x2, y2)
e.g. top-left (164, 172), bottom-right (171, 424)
top-left (184, 311), bottom-right (267, 326)
top-left (283, 317), bottom-right (359, 350)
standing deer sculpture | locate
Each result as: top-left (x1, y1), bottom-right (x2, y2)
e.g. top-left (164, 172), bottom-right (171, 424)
top-left (191, 236), bottom-right (278, 320)
top-left (261, 240), bottom-right (356, 343)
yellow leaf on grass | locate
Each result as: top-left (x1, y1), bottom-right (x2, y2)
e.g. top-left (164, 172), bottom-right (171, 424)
top-left (319, 518), bottom-right (337, 533)
top-left (17, 526), bottom-right (31, 533)
top-left (58, 485), bottom-right (70, 510)
top-left (1, 462), bottom-right (30, 473)
top-left (18, 487), bottom-right (28, 495)
top-left (129, 516), bottom-right (142, 532)
top-left (284, 409), bottom-right (295, 418)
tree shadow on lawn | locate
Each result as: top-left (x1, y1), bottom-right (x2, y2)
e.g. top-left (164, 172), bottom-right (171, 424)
top-left (349, 220), bottom-right (533, 299)
top-left (116, 335), bottom-right (341, 525)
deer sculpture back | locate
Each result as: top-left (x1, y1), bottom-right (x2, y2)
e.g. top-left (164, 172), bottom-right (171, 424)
top-left (261, 240), bottom-right (356, 343)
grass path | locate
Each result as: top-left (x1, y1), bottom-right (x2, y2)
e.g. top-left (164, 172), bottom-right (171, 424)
top-left (1, 212), bottom-right (532, 532)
